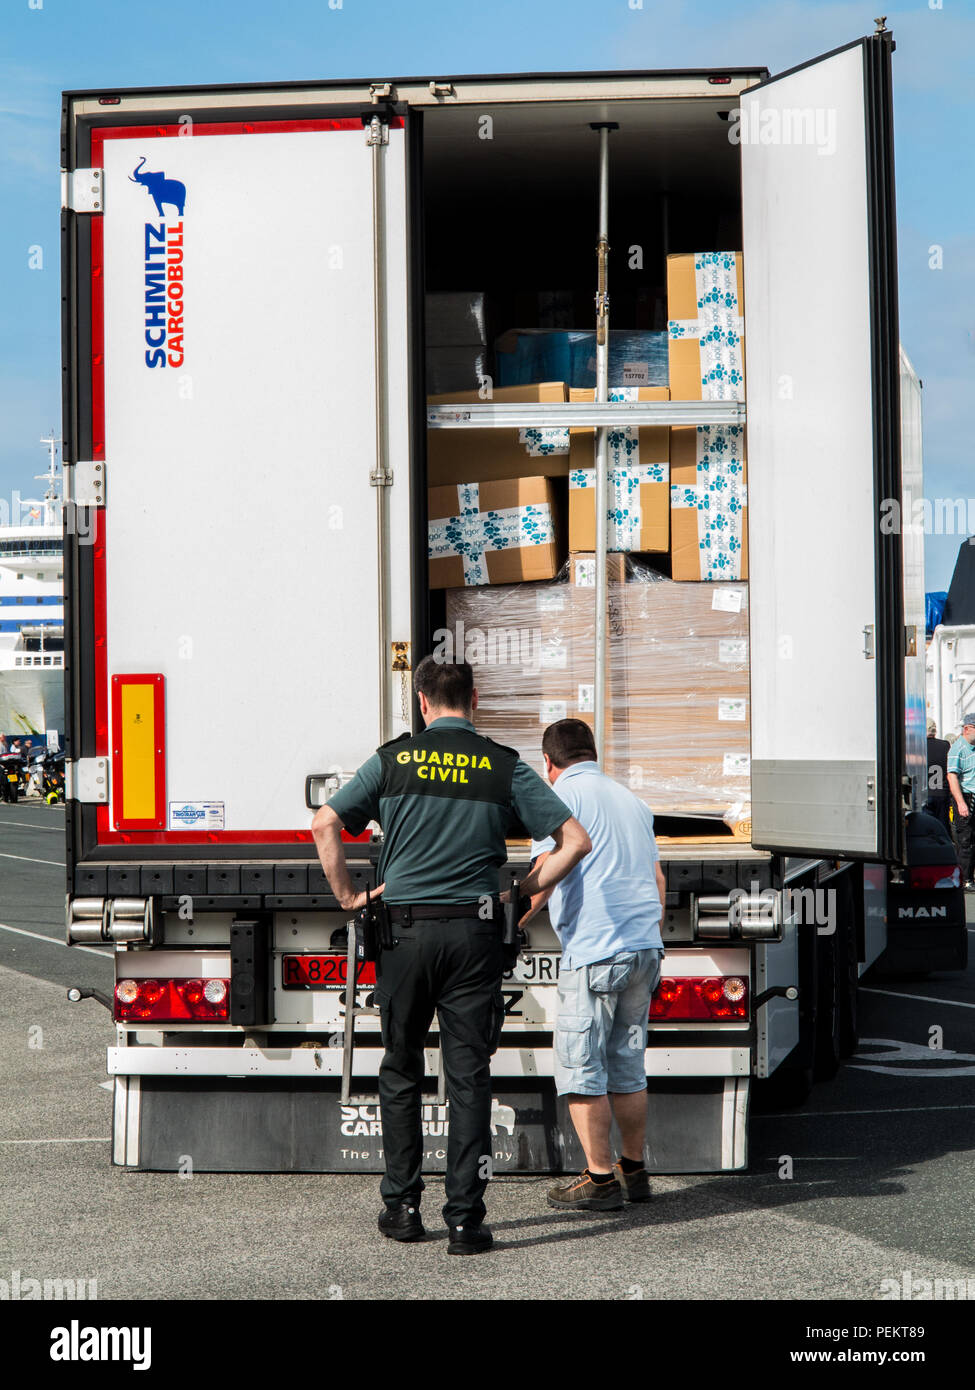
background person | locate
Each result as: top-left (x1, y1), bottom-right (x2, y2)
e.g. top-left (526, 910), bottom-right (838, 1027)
top-left (518, 718), bottom-right (665, 1212)
top-left (947, 713), bottom-right (975, 888)
top-left (925, 718), bottom-right (952, 833)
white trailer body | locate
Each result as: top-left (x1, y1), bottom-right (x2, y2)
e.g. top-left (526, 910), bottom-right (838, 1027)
top-left (62, 31), bottom-right (923, 1174)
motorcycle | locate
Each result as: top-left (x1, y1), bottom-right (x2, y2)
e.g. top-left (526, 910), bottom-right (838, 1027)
top-left (42, 750), bottom-right (65, 804)
top-left (27, 745), bottom-right (47, 799)
top-left (0, 752), bottom-right (23, 803)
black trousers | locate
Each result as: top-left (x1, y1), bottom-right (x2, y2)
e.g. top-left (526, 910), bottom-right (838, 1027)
top-left (955, 795), bottom-right (975, 881)
top-left (375, 915), bottom-right (503, 1228)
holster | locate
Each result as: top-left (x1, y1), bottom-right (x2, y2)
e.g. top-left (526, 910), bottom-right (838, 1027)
top-left (355, 898), bottom-right (394, 964)
top-left (354, 908), bottom-right (378, 965)
top-left (501, 892), bottom-right (531, 971)
top-left (376, 899), bottom-right (395, 950)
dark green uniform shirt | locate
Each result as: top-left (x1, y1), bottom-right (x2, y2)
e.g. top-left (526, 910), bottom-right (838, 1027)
top-left (328, 716), bottom-right (571, 903)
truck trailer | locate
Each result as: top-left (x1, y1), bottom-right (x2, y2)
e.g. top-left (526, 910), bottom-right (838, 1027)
top-left (62, 26), bottom-right (927, 1174)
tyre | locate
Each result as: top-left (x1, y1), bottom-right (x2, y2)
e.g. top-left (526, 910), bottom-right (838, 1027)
top-left (814, 924), bottom-right (842, 1081)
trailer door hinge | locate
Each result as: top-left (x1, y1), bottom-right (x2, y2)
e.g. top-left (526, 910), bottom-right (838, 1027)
top-left (429, 81), bottom-right (455, 99)
top-left (364, 114), bottom-right (389, 146)
top-left (862, 624), bottom-right (875, 659)
top-left (66, 758), bottom-right (109, 804)
top-left (904, 624), bottom-right (917, 657)
top-left (369, 82), bottom-right (395, 102)
top-left (61, 168), bottom-right (104, 213)
top-left (370, 466), bottom-right (393, 486)
top-left (66, 460), bottom-right (106, 508)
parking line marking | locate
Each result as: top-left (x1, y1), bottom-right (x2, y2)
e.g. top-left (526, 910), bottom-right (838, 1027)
top-left (0, 850), bottom-right (64, 867)
top-left (0, 822), bottom-right (65, 832)
top-left (860, 987), bottom-right (975, 1010)
top-left (753, 1103), bottom-right (975, 1119)
top-left (0, 921), bottom-right (108, 957)
top-left (0, 1137), bottom-right (110, 1145)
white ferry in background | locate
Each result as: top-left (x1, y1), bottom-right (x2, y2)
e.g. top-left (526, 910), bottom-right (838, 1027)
top-left (0, 436), bottom-right (64, 740)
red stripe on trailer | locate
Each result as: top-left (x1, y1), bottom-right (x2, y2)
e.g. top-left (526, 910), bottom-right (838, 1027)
top-left (91, 117), bottom-right (401, 145)
top-left (88, 191), bottom-right (109, 839)
top-left (93, 827), bottom-right (372, 845)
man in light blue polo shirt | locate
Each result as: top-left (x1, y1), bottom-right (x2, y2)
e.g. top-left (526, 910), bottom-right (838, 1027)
top-left (518, 718), bottom-right (665, 1212)
top-left (947, 712), bottom-right (975, 887)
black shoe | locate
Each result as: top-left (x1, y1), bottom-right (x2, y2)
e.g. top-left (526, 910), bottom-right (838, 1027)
top-left (447, 1223), bottom-right (493, 1255)
top-left (378, 1203), bottom-right (425, 1242)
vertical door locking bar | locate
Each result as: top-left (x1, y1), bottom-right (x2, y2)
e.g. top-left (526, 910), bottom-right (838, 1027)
top-left (591, 123), bottom-right (618, 762)
top-left (340, 921), bottom-right (380, 1106)
top-left (366, 109), bottom-right (393, 745)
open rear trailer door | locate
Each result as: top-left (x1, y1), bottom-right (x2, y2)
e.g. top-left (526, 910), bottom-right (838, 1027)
top-left (741, 30), bottom-right (905, 860)
top-left (65, 105), bottom-right (415, 860)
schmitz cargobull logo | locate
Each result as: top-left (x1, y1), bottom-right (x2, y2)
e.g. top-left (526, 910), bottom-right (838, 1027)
top-left (131, 156), bottom-right (186, 369)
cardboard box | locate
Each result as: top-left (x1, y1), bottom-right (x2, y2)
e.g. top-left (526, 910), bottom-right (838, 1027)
top-left (428, 477), bottom-right (561, 589)
top-left (426, 381), bottom-right (570, 486)
top-left (670, 423), bottom-right (748, 581)
top-left (568, 387), bottom-right (669, 553)
top-left (667, 252), bottom-right (745, 402)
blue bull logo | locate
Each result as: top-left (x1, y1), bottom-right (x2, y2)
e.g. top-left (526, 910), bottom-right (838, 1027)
top-left (130, 156), bottom-right (186, 218)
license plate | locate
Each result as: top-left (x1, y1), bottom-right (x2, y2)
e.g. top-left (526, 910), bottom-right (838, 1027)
top-left (281, 954), bottom-right (377, 990)
top-left (509, 952), bottom-right (561, 985)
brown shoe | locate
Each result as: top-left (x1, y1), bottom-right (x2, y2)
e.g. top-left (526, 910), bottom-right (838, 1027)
top-left (613, 1162), bottom-right (652, 1202)
top-left (547, 1170), bottom-right (623, 1211)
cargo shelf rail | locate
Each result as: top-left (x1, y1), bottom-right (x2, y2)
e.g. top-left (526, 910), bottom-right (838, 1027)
top-left (426, 401), bottom-right (746, 429)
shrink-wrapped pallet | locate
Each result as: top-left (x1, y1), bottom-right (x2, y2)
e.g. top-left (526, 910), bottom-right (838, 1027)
top-left (443, 558), bottom-right (750, 829)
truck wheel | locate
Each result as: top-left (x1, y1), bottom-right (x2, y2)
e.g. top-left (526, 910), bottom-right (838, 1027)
top-left (814, 926), bottom-right (841, 1081)
top-left (837, 876), bottom-right (859, 1058)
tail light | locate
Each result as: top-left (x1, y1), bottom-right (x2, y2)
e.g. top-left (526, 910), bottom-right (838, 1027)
top-left (650, 976), bottom-right (749, 1021)
top-left (114, 977), bottom-right (230, 1022)
top-left (907, 865), bottom-right (961, 890)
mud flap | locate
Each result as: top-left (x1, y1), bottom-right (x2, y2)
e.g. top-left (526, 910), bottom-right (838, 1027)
top-left (641, 1077), bottom-right (750, 1173)
top-left (123, 1076), bottom-right (749, 1174)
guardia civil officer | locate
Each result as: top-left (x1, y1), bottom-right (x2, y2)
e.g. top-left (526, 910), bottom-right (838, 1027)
top-left (312, 656), bottom-right (591, 1255)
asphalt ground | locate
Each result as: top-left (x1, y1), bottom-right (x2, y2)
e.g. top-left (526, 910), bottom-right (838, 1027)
top-left (1, 800), bottom-right (973, 1321)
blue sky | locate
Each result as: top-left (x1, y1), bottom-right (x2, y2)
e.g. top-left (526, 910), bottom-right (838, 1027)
top-left (1, 0), bottom-right (971, 589)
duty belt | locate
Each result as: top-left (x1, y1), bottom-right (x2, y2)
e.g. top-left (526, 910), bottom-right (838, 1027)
top-left (388, 901), bottom-right (496, 923)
